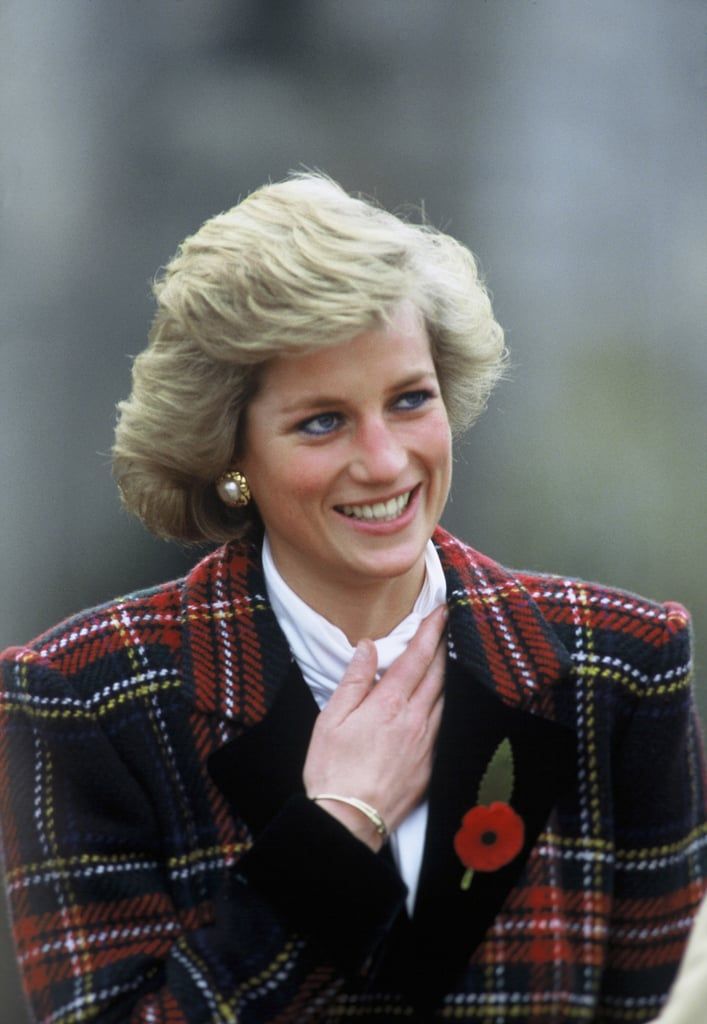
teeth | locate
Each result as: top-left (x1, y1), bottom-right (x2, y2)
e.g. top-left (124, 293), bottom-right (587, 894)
top-left (339, 490), bottom-right (412, 522)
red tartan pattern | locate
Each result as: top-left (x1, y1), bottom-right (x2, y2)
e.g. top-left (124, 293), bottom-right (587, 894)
top-left (0, 527), bottom-right (705, 1022)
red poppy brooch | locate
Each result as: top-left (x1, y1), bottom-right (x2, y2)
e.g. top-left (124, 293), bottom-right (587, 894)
top-left (453, 737), bottom-right (525, 890)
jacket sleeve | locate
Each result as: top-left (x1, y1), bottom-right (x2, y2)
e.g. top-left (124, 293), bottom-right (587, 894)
top-left (597, 602), bottom-right (707, 1019)
top-left (0, 649), bottom-right (406, 1024)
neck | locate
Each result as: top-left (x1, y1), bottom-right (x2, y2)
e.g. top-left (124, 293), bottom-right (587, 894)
top-left (267, 548), bottom-right (427, 645)
top-left (321, 572), bottom-right (426, 645)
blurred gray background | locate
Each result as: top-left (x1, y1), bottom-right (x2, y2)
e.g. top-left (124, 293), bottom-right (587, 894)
top-left (1, 1), bottom-right (704, 1019)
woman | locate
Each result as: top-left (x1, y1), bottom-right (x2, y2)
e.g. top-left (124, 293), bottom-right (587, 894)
top-left (0, 174), bottom-right (704, 1023)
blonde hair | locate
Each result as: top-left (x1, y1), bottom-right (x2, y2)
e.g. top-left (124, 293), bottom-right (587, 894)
top-left (113, 172), bottom-right (506, 543)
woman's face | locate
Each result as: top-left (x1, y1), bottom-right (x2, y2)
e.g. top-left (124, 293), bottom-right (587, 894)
top-left (239, 301), bottom-right (452, 609)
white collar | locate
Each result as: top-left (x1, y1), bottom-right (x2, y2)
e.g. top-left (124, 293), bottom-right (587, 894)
top-left (262, 535), bottom-right (447, 709)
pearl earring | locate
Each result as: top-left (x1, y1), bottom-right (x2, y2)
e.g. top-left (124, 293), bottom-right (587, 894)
top-left (216, 470), bottom-right (251, 508)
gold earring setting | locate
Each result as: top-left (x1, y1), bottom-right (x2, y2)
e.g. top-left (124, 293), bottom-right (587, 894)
top-left (216, 470), bottom-right (251, 508)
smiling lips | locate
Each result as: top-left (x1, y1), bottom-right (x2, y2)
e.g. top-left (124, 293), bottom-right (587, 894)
top-left (336, 488), bottom-right (415, 522)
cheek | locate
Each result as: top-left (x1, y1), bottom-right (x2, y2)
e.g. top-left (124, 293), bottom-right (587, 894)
top-left (425, 415), bottom-right (453, 502)
top-left (262, 448), bottom-right (339, 510)
top-left (425, 412), bottom-right (453, 465)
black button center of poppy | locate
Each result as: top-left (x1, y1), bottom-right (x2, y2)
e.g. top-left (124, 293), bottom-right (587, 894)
top-left (481, 830), bottom-right (497, 846)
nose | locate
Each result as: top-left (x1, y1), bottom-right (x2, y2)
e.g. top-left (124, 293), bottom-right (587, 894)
top-left (348, 416), bottom-right (407, 484)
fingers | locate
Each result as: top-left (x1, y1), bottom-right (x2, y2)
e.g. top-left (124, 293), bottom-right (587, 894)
top-left (320, 638), bottom-right (378, 722)
top-left (312, 602), bottom-right (448, 728)
top-left (424, 682), bottom-right (445, 743)
top-left (409, 635), bottom-right (447, 711)
top-left (376, 603), bottom-right (448, 702)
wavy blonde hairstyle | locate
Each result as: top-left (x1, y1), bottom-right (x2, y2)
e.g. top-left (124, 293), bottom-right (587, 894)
top-left (113, 172), bottom-right (506, 543)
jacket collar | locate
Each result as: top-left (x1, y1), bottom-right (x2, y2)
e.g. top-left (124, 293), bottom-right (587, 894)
top-left (434, 528), bottom-right (575, 725)
top-left (181, 525), bottom-right (574, 729)
top-left (179, 531), bottom-right (292, 727)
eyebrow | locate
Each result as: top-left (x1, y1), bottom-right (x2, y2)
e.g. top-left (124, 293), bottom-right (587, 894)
top-left (278, 370), bottom-right (438, 415)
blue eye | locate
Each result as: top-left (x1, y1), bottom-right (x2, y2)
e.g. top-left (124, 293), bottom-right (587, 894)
top-left (395, 390), bottom-right (432, 410)
top-left (299, 412), bottom-right (342, 436)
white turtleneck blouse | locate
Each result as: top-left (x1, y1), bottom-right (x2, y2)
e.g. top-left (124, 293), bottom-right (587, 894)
top-left (262, 534), bottom-right (447, 914)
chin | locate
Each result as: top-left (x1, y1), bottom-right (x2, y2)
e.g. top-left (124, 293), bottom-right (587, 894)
top-left (351, 548), bottom-right (426, 583)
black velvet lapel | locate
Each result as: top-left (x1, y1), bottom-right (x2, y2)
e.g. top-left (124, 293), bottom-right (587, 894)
top-left (207, 650), bottom-right (576, 1010)
top-left (208, 650), bottom-right (576, 1011)
top-left (404, 658), bottom-right (576, 1007)
top-left (207, 660), bottom-right (318, 835)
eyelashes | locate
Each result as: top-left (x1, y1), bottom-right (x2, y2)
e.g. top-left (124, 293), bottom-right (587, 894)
top-left (394, 389), bottom-right (433, 411)
top-left (297, 390), bottom-right (435, 437)
top-left (299, 412), bottom-right (343, 437)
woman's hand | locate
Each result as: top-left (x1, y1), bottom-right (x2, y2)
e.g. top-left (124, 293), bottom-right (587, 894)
top-left (303, 604), bottom-right (447, 850)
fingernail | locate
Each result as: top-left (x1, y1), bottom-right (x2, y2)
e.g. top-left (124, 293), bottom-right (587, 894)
top-left (352, 639), bottom-right (371, 662)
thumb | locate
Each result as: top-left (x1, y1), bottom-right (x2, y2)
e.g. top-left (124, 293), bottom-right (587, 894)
top-left (324, 639), bottom-right (378, 720)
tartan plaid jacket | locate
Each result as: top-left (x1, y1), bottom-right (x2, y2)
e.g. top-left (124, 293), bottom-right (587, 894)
top-left (0, 526), bottom-right (705, 1023)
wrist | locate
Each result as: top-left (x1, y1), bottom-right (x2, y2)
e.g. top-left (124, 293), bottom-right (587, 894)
top-left (310, 795), bottom-right (387, 852)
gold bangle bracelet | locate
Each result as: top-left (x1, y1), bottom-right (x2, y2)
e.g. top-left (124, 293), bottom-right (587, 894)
top-left (312, 794), bottom-right (388, 838)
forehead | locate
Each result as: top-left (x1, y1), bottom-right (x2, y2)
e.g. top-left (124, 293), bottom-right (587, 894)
top-left (254, 303), bottom-right (435, 407)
